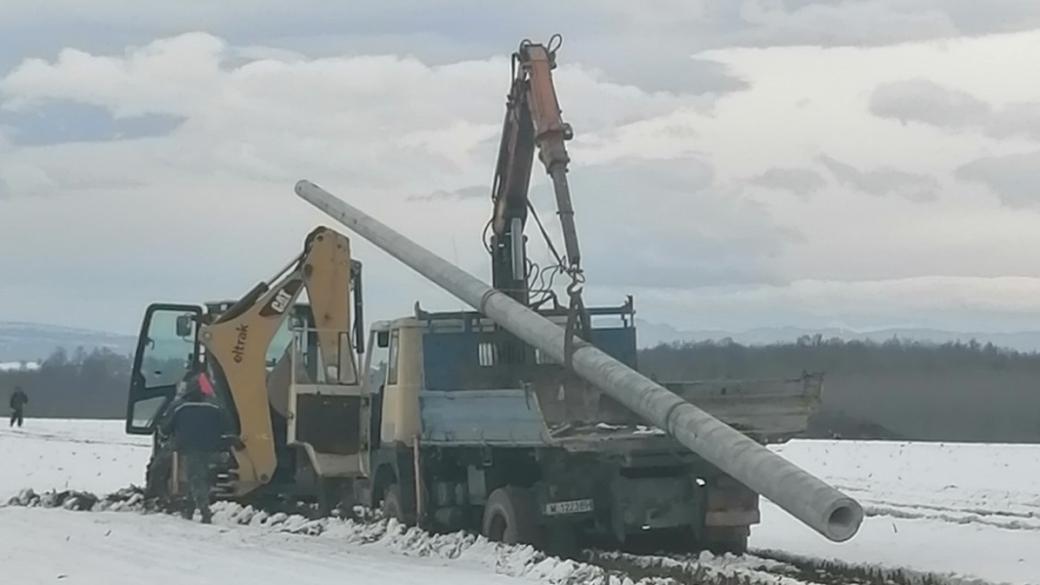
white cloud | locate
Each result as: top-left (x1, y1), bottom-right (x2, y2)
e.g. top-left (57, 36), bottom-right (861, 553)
top-left (818, 154), bottom-right (938, 202)
top-left (0, 33), bottom-right (698, 194)
top-left (956, 151), bottom-right (1040, 208)
top-left (613, 276), bottom-right (1040, 332)
top-left (5, 1), bottom-right (1040, 103)
top-left (4, 27), bottom-right (1040, 335)
top-left (735, 0), bottom-right (959, 46)
top-left (2, 33), bottom-right (228, 117)
top-left (749, 167), bottom-right (826, 197)
top-left (870, 79), bottom-right (990, 128)
top-left (571, 158), bottom-right (799, 288)
top-left (0, 33), bottom-right (733, 331)
top-left (406, 185), bottom-right (487, 203)
top-left (871, 78), bottom-right (1040, 141)
top-left (987, 102), bottom-right (1040, 141)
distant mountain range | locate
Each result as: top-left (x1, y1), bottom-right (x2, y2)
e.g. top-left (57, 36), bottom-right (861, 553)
top-left (0, 321), bottom-right (137, 362)
top-left (3, 319), bottom-right (1040, 362)
top-left (635, 320), bottom-right (1040, 353)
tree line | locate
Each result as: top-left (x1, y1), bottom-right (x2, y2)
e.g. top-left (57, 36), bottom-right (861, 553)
top-left (1, 347), bottom-right (131, 420)
top-left (4, 336), bottom-right (1039, 443)
top-left (639, 335), bottom-right (1040, 443)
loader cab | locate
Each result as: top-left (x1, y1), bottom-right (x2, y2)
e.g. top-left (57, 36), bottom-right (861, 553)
top-left (125, 300), bottom-right (319, 436)
top-left (125, 303), bottom-right (204, 434)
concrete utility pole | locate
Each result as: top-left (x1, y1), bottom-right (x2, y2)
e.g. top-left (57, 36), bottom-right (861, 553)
top-left (296, 179), bottom-right (863, 542)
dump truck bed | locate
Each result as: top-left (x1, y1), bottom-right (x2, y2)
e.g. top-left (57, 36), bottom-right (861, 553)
top-left (418, 374), bottom-right (822, 448)
top-left (661, 373), bottom-right (823, 444)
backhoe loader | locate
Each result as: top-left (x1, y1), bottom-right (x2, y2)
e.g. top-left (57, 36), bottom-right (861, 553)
top-left (125, 226), bottom-right (369, 509)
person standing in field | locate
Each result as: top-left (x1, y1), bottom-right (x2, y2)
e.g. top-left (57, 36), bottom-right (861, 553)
top-left (9, 386), bottom-right (28, 427)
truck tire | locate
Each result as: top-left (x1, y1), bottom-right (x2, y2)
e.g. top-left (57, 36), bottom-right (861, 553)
top-left (381, 483), bottom-right (413, 526)
top-left (481, 486), bottom-right (539, 545)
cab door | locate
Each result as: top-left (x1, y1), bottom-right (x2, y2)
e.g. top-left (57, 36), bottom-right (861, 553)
top-left (125, 304), bottom-right (203, 434)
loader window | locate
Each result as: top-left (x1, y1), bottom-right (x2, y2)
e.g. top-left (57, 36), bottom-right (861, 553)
top-left (365, 328), bottom-right (390, 391)
top-left (387, 329), bottom-right (400, 385)
top-left (139, 310), bottom-right (198, 388)
top-left (127, 304), bottom-right (202, 435)
top-left (266, 315), bottom-right (303, 369)
top-left (129, 396), bottom-right (167, 429)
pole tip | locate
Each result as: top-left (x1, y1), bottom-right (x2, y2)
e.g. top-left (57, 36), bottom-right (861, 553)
top-left (824, 499), bottom-right (864, 542)
top-left (294, 179), bottom-right (315, 197)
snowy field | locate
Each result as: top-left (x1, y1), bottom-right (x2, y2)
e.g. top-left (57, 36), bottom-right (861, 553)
top-left (757, 441), bottom-right (1040, 584)
top-left (1, 420), bottom-right (1038, 585)
top-left (0, 418), bottom-right (150, 495)
top-left (0, 361), bottom-right (40, 371)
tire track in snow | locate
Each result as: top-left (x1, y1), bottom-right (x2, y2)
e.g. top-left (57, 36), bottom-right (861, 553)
top-left (861, 503), bottom-right (1040, 531)
top-left (827, 482), bottom-right (1040, 531)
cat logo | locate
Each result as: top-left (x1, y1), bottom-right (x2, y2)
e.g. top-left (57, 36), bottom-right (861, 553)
top-left (271, 290), bottom-right (293, 314)
top-left (260, 279), bottom-right (303, 317)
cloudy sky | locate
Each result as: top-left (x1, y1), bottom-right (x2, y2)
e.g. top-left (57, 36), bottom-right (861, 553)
top-left (3, 1), bottom-right (1040, 335)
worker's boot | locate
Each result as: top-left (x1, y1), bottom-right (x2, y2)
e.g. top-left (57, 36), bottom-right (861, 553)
top-left (200, 508), bottom-right (213, 524)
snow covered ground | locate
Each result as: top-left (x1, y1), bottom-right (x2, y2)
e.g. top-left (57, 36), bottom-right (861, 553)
top-left (0, 506), bottom-right (537, 585)
top-left (754, 441), bottom-right (1040, 584)
top-left (0, 360), bottom-right (39, 371)
top-left (1, 420), bottom-right (1038, 584)
top-left (0, 419), bottom-right (150, 495)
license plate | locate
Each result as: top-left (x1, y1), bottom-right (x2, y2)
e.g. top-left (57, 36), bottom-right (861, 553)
top-left (544, 498), bottom-right (594, 516)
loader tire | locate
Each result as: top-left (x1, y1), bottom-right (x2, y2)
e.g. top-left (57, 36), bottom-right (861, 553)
top-left (481, 486), bottom-right (539, 545)
top-left (144, 452), bottom-right (172, 501)
top-left (317, 478), bottom-right (347, 518)
top-left (381, 483), bottom-right (413, 526)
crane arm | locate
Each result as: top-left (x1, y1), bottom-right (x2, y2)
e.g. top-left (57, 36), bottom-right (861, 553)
top-left (490, 36), bottom-right (582, 304)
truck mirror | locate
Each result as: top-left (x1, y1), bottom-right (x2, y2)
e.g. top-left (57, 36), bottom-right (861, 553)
top-left (377, 330), bottom-right (390, 348)
top-left (175, 314), bottom-right (194, 338)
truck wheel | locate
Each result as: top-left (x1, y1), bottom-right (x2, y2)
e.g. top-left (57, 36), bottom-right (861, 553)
top-left (481, 486), bottom-right (539, 545)
top-left (381, 483), bottom-right (413, 526)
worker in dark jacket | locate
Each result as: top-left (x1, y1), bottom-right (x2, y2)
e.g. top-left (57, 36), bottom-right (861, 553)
top-left (164, 376), bottom-right (225, 524)
top-left (9, 386), bottom-right (28, 427)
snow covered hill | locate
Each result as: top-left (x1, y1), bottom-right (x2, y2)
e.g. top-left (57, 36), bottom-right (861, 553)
top-left (1, 420), bottom-right (1037, 584)
top-left (0, 321), bottom-right (136, 362)
top-left (0, 361), bottom-right (39, 371)
top-left (636, 320), bottom-right (1040, 352)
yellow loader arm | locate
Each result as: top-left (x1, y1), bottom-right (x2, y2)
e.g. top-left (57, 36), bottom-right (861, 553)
top-left (199, 226), bottom-right (354, 496)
